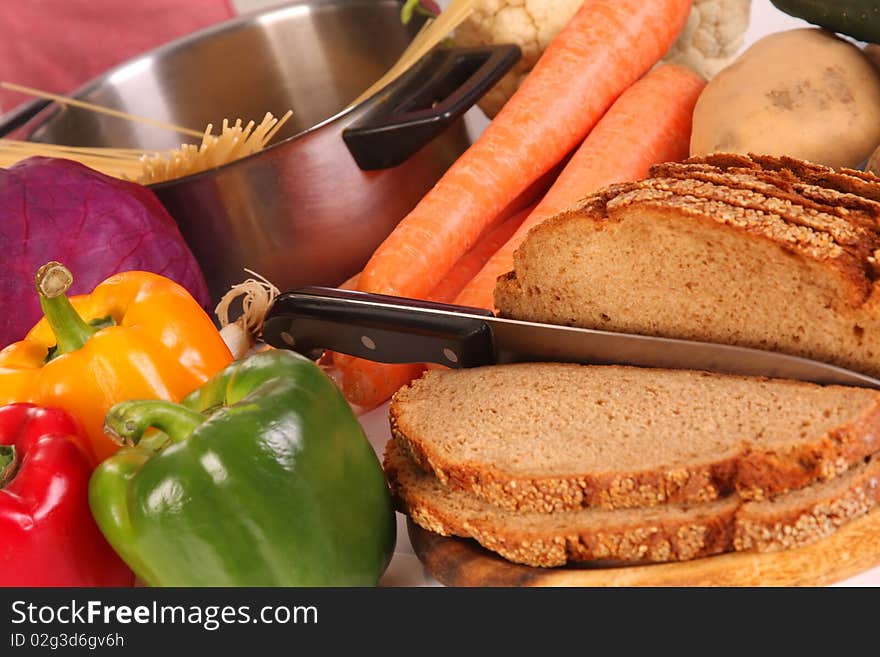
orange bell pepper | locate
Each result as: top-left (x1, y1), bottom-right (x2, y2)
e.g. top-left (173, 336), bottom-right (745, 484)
top-left (0, 262), bottom-right (233, 463)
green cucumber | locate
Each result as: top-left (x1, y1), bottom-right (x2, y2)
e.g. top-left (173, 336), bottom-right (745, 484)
top-left (770, 1), bottom-right (880, 43)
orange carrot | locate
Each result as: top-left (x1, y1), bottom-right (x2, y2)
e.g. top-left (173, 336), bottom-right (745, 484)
top-left (339, 272), bottom-right (360, 291)
top-left (330, 168), bottom-right (560, 409)
top-left (358, 0), bottom-right (692, 300)
top-left (428, 203), bottom-right (534, 303)
top-left (335, 164), bottom-right (555, 299)
top-left (338, 0), bottom-right (692, 408)
top-left (454, 64), bottom-right (706, 310)
top-left (332, 352), bottom-right (424, 410)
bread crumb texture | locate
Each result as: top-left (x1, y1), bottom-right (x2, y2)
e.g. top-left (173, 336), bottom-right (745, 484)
top-left (390, 364), bottom-right (880, 511)
top-left (494, 153), bottom-right (880, 378)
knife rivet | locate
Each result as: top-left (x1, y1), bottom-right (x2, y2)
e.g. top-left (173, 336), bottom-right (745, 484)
top-left (443, 348), bottom-right (459, 364)
top-left (361, 335), bottom-right (377, 350)
top-left (280, 331), bottom-right (296, 347)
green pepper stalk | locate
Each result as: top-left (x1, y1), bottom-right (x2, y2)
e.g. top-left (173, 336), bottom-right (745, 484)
top-left (104, 400), bottom-right (203, 446)
top-left (0, 445), bottom-right (16, 488)
top-left (90, 350), bottom-right (397, 587)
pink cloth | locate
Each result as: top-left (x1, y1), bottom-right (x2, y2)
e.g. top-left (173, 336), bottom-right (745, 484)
top-left (0, 0), bottom-right (236, 113)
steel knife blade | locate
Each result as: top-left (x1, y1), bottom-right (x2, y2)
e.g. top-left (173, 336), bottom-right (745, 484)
top-left (261, 286), bottom-right (880, 389)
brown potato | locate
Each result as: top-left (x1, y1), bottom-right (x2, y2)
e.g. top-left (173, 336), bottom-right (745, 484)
top-left (690, 29), bottom-right (880, 169)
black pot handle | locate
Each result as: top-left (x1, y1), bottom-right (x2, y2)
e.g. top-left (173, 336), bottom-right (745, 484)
top-left (0, 97), bottom-right (52, 138)
top-left (342, 44), bottom-right (520, 171)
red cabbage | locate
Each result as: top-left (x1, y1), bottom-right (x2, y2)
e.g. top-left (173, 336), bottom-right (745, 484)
top-left (0, 157), bottom-right (211, 347)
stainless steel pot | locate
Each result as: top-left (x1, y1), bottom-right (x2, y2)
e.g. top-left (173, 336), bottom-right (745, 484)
top-left (0, 0), bottom-right (518, 302)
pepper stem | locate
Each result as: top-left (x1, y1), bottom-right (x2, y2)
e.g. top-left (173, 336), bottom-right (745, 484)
top-left (36, 262), bottom-right (97, 355)
top-left (104, 400), bottom-right (204, 447)
top-left (0, 445), bottom-right (17, 488)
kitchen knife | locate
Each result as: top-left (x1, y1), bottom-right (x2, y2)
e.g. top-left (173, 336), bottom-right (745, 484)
top-left (262, 286), bottom-right (880, 389)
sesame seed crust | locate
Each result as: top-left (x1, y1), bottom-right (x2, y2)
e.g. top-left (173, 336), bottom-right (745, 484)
top-left (528, 153), bottom-right (880, 311)
top-left (389, 368), bottom-right (880, 513)
top-left (386, 441), bottom-right (880, 568)
top-left (735, 459), bottom-right (880, 552)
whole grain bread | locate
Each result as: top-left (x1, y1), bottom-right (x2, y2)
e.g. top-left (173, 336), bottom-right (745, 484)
top-left (494, 153), bottom-right (880, 378)
top-left (385, 440), bottom-right (880, 567)
top-left (389, 364), bottom-right (880, 511)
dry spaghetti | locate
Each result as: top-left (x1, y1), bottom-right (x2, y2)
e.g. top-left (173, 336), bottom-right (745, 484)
top-left (0, 110), bottom-right (292, 184)
top-left (0, 138), bottom-right (151, 179)
top-left (138, 111), bottom-right (292, 184)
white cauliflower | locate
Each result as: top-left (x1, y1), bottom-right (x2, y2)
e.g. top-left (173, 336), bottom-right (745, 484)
top-left (664, 0), bottom-right (752, 79)
top-left (452, 0), bottom-right (752, 118)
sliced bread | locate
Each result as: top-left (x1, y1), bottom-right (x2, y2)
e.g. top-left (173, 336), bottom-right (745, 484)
top-left (389, 364), bottom-right (880, 511)
top-left (385, 440), bottom-right (880, 567)
top-left (494, 153), bottom-right (880, 378)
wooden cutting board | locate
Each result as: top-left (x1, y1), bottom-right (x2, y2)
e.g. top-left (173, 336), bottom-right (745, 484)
top-left (407, 507), bottom-right (880, 586)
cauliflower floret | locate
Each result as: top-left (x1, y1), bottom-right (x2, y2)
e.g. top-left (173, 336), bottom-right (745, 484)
top-left (452, 0), bottom-right (751, 118)
top-left (453, 0), bottom-right (581, 118)
top-left (664, 0), bottom-right (752, 79)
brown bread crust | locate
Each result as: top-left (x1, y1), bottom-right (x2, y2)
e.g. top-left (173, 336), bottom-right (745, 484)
top-left (734, 403), bottom-right (880, 499)
top-left (385, 441), bottom-right (880, 567)
top-left (734, 460), bottom-right (880, 552)
top-left (385, 440), bottom-right (738, 567)
top-left (523, 180), bottom-right (872, 305)
top-left (389, 366), bottom-right (880, 512)
top-left (392, 409), bottom-right (737, 510)
top-left (494, 153), bottom-right (880, 377)
top-left (389, 364), bottom-right (880, 513)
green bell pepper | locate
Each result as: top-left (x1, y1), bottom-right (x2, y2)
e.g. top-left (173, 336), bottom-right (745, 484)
top-left (89, 350), bottom-right (396, 586)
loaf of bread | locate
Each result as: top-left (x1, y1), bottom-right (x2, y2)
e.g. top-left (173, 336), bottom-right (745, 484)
top-left (494, 154), bottom-right (880, 378)
top-left (385, 440), bottom-right (880, 567)
top-left (390, 364), bottom-right (880, 512)
top-left (388, 154), bottom-right (880, 571)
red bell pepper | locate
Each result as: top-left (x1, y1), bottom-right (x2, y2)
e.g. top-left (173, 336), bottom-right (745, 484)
top-left (0, 403), bottom-right (133, 587)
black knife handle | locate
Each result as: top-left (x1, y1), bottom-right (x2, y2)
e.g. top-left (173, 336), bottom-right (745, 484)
top-left (262, 287), bottom-right (497, 368)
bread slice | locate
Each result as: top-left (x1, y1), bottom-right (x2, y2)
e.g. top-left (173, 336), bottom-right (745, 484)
top-left (390, 364), bottom-right (880, 511)
top-left (494, 153), bottom-right (880, 378)
top-left (385, 440), bottom-right (880, 567)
